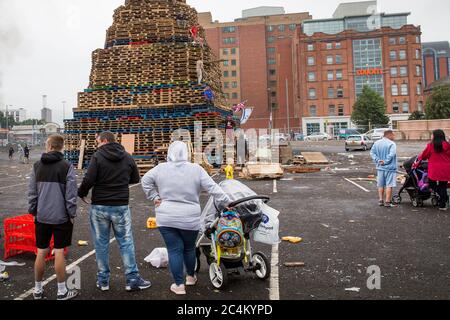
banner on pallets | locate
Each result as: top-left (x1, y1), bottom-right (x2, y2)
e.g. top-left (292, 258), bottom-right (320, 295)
top-left (240, 108), bottom-right (253, 125)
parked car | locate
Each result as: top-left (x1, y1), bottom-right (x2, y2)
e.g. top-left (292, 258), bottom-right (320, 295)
top-left (338, 128), bottom-right (362, 140)
top-left (259, 133), bottom-right (288, 144)
top-left (345, 135), bottom-right (374, 151)
top-left (294, 133), bottom-right (305, 141)
top-left (365, 128), bottom-right (389, 141)
top-left (305, 132), bottom-right (332, 141)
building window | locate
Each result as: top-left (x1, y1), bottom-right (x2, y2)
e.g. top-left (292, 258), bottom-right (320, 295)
top-left (268, 59), bottom-right (276, 65)
top-left (223, 82), bottom-right (229, 89)
top-left (399, 37), bottom-right (406, 44)
top-left (401, 83), bottom-right (408, 95)
top-left (327, 87), bottom-right (334, 98)
top-left (416, 65), bottom-right (421, 76)
top-left (336, 69), bottom-right (343, 80)
top-left (271, 91), bottom-right (277, 97)
top-left (232, 81), bottom-right (238, 88)
top-left (267, 47), bottom-right (276, 54)
top-left (415, 49), bottom-right (420, 59)
top-left (416, 83), bottom-right (422, 95)
top-left (399, 50), bottom-right (407, 60)
top-left (393, 102), bottom-right (399, 113)
top-left (418, 101), bottom-right (423, 112)
top-left (224, 93), bottom-right (230, 99)
top-left (232, 93), bottom-right (238, 99)
top-left (223, 71), bottom-right (229, 77)
top-left (326, 43), bottom-right (333, 50)
top-left (337, 88), bottom-right (344, 98)
top-left (307, 44), bottom-right (314, 51)
top-left (391, 67), bottom-right (398, 77)
top-left (402, 102), bottom-right (409, 113)
top-left (390, 51), bottom-right (397, 60)
top-left (271, 102), bottom-right (278, 109)
top-left (308, 72), bottom-right (316, 82)
top-left (222, 26), bottom-right (236, 33)
top-left (400, 66), bottom-right (408, 76)
top-left (223, 60), bottom-right (229, 66)
top-left (335, 55), bottom-right (342, 64)
top-left (223, 37), bottom-right (236, 44)
top-left (307, 56), bottom-right (315, 66)
top-left (232, 70), bottom-right (237, 77)
top-left (338, 105), bottom-right (344, 116)
top-left (309, 106), bottom-right (317, 117)
top-left (335, 42), bottom-right (342, 49)
top-left (289, 24), bottom-right (297, 31)
top-left (389, 38), bottom-right (396, 45)
top-left (327, 71), bottom-right (334, 81)
top-left (326, 56), bottom-right (333, 64)
top-left (267, 25), bottom-right (275, 32)
top-left (392, 84), bottom-right (399, 96)
top-left (416, 36), bottom-right (421, 44)
top-left (223, 49), bottom-right (229, 55)
top-left (270, 80), bottom-right (277, 87)
top-left (267, 36), bottom-right (275, 43)
top-left (278, 25), bottom-right (285, 32)
top-left (231, 59), bottom-right (237, 66)
top-left (269, 69), bottom-right (276, 76)
top-left (309, 88), bottom-right (317, 99)
top-left (328, 105), bottom-right (336, 116)
top-left (231, 48), bottom-right (237, 55)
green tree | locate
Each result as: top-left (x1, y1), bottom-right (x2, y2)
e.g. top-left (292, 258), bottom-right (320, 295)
top-left (425, 85), bottom-right (450, 120)
top-left (16, 119), bottom-right (46, 125)
top-left (0, 111), bottom-right (16, 129)
top-left (351, 86), bottom-right (390, 127)
top-left (408, 111), bottom-right (426, 120)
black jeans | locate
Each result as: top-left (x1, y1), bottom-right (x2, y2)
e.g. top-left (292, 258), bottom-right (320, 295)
top-left (430, 180), bottom-right (449, 209)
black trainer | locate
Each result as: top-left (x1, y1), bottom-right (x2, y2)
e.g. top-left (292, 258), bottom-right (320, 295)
top-left (57, 289), bottom-right (79, 301)
top-left (33, 290), bottom-right (44, 300)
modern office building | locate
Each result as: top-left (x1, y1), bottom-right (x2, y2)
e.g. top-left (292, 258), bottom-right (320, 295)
top-left (294, 3), bottom-right (424, 135)
top-left (199, 8), bottom-right (312, 130)
top-left (5, 108), bottom-right (27, 123)
top-left (422, 42), bottom-right (450, 87)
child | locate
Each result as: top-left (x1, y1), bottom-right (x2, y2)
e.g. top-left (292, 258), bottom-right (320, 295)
top-left (28, 134), bottom-right (78, 300)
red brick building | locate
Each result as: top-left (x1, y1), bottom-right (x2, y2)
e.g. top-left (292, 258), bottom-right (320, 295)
top-left (422, 42), bottom-right (450, 88)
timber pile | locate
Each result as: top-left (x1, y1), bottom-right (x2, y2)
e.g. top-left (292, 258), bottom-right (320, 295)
top-left (64, 0), bottom-right (231, 174)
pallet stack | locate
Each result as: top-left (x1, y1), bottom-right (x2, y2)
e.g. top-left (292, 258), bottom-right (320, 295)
top-left (65, 0), bottom-right (232, 175)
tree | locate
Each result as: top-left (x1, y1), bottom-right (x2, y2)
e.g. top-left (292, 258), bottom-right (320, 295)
top-left (351, 86), bottom-right (390, 128)
top-left (0, 111), bottom-right (16, 129)
top-left (16, 119), bottom-right (46, 126)
top-left (425, 85), bottom-right (450, 120)
top-left (409, 111), bottom-right (426, 120)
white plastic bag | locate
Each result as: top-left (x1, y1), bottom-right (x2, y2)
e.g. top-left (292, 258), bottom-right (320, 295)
top-left (252, 204), bottom-right (280, 245)
top-left (144, 248), bottom-right (169, 268)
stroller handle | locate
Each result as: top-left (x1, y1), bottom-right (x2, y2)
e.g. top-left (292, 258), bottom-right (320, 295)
top-left (228, 195), bottom-right (270, 208)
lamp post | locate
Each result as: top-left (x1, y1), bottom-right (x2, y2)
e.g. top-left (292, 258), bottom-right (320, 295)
top-left (5, 104), bottom-right (10, 144)
top-left (62, 100), bottom-right (66, 122)
top-left (267, 87), bottom-right (272, 133)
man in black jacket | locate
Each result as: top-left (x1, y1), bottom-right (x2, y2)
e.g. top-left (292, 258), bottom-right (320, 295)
top-left (78, 131), bottom-right (151, 292)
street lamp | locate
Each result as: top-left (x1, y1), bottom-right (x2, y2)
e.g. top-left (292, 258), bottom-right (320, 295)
top-left (62, 101), bottom-right (67, 122)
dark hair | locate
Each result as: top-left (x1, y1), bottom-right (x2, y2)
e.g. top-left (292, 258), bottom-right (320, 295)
top-left (384, 130), bottom-right (394, 137)
top-left (98, 131), bottom-right (116, 143)
top-left (432, 129), bottom-right (446, 153)
top-left (47, 134), bottom-right (64, 151)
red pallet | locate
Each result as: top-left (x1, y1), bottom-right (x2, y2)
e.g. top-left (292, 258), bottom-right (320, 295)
top-left (3, 214), bottom-right (68, 261)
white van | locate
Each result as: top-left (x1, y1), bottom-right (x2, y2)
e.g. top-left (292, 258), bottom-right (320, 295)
top-left (365, 128), bottom-right (389, 141)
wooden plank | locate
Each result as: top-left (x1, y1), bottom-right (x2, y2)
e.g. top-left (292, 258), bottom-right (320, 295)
top-left (301, 152), bottom-right (329, 164)
top-left (121, 134), bottom-right (135, 154)
top-left (241, 164), bottom-right (284, 180)
top-left (78, 139), bottom-right (86, 170)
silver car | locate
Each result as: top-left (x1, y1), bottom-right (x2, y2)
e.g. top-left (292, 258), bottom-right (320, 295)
top-left (345, 135), bottom-right (374, 151)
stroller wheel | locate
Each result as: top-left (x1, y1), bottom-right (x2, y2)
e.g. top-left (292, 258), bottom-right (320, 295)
top-left (252, 252), bottom-right (271, 280)
top-left (392, 195), bottom-right (402, 205)
top-left (431, 196), bottom-right (439, 207)
top-left (209, 262), bottom-right (228, 290)
top-left (412, 198), bottom-right (419, 207)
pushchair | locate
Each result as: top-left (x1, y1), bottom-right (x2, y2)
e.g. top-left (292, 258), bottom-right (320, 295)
top-left (393, 156), bottom-right (439, 207)
top-left (196, 180), bottom-right (272, 290)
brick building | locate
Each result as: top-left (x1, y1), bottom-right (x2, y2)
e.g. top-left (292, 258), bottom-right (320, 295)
top-left (422, 42), bottom-right (450, 88)
top-left (295, 5), bottom-right (424, 136)
top-left (199, 7), bottom-right (312, 130)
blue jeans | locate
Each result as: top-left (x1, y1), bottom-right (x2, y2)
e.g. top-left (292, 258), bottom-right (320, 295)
top-left (90, 205), bottom-right (139, 283)
top-left (159, 227), bottom-right (199, 286)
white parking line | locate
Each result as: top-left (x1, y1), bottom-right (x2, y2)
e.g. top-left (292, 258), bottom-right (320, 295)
top-left (15, 238), bottom-right (116, 301)
top-left (344, 178), bottom-right (370, 193)
top-left (269, 243), bottom-right (280, 300)
top-left (0, 183), bottom-right (28, 190)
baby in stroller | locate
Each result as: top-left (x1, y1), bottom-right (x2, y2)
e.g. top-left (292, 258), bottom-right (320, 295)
top-left (393, 156), bottom-right (438, 207)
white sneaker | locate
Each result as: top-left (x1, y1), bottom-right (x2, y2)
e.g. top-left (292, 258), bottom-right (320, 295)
top-left (170, 284), bottom-right (186, 295)
top-left (186, 275), bottom-right (198, 286)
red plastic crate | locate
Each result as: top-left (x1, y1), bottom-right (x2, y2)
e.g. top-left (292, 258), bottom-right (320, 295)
top-left (3, 214), bottom-right (68, 261)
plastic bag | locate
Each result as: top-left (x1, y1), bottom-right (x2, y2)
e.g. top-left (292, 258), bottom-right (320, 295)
top-left (252, 204), bottom-right (280, 245)
top-left (144, 248), bottom-right (169, 268)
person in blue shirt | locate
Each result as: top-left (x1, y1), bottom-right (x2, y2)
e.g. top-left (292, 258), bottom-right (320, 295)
top-left (370, 130), bottom-right (398, 208)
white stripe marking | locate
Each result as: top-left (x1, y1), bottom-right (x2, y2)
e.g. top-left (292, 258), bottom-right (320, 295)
top-left (130, 183), bottom-right (141, 189)
top-left (15, 238), bottom-right (116, 300)
top-left (344, 178), bottom-right (370, 193)
top-left (270, 243), bottom-right (280, 300)
top-left (0, 183), bottom-right (28, 190)
top-left (273, 179), bottom-right (278, 193)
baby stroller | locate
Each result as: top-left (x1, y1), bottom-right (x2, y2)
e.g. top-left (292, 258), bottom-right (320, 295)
top-left (196, 180), bottom-right (272, 290)
top-left (393, 156), bottom-right (439, 207)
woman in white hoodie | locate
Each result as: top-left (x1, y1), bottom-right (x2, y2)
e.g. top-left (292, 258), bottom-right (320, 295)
top-left (142, 141), bottom-right (230, 295)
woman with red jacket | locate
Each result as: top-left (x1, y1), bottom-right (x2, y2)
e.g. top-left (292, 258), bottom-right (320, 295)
top-left (415, 129), bottom-right (450, 211)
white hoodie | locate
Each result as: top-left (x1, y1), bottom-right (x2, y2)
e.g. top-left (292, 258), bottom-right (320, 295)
top-left (141, 141), bottom-right (231, 231)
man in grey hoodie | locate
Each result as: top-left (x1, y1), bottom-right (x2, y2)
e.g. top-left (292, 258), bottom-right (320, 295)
top-left (28, 134), bottom-right (78, 300)
top-left (142, 141), bottom-right (231, 295)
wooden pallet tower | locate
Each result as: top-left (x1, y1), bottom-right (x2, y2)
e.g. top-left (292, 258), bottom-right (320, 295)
top-left (64, 0), bottom-right (232, 175)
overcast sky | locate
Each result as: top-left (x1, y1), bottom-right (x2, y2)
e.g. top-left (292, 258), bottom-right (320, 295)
top-left (0, 0), bottom-right (449, 125)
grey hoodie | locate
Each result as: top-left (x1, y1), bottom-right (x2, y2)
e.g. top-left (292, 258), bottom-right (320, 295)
top-left (141, 141), bottom-right (231, 231)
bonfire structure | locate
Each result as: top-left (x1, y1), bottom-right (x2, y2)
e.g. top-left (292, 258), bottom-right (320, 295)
top-left (64, 0), bottom-right (232, 175)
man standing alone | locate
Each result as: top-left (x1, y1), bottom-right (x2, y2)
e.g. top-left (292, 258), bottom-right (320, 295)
top-left (78, 131), bottom-right (151, 292)
top-left (370, 130), bottom-right (398, 208)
